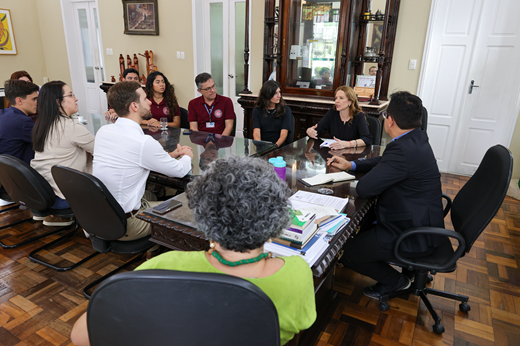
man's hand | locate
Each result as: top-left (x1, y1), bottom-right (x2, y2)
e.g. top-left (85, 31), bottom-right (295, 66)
top-left (306, 124), bottom-right (318, 139)
top-left (327, 155), bottom-right (352, 171)
top-left (169, 144), bottom-right (193, 159)
top-left (104, 109), bottom-right (118, 123)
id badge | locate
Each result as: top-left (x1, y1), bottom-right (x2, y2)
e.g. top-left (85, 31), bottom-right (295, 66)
top-left (206, 122), bottom-right (215, 128)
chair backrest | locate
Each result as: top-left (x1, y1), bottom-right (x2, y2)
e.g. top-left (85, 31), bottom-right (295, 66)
top-left (230, 113), bottom-right (237, 137)
top-left (285, 112), bottom-right (296, 145)
top-left (366, 115), bottom-right (382, 145)
top-left (421, 106), bottom-right (428, 131)
top-left (0, 154), bottom-right (56, 211)
top-left (51, 166), bottom-right (127, 241)
top-left (451, 145), bottom-right (513, 253)
top-left (180, 107), bottom-right (189, 129)
top-left (87, 270), bottom-right (281, 346)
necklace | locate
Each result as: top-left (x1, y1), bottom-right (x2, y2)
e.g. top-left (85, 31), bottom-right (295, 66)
top-left (210, 249), bottom-right (271, 267)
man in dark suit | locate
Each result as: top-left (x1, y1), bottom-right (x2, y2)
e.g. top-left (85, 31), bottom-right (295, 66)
top-left (327, 91), bottom-right (444, 299)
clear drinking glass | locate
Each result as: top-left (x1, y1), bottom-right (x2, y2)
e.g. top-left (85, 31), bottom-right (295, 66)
top-left (160, 117), bottom-right (168, 130)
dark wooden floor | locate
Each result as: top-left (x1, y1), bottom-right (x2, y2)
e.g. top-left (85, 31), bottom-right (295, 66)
top-left (0, 173), bottom-right (519, 346)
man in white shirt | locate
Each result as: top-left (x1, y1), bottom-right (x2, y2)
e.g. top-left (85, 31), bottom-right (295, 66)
top-left (93, 81), bottom-right (193, 242)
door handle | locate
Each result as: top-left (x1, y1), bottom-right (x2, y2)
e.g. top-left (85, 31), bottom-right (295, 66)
top-left (95, 66), bottom-right (100, 70)
top-left (228, 74), bottom-right (234, 78)
top-left (468, 80), bottom-right (479, 94)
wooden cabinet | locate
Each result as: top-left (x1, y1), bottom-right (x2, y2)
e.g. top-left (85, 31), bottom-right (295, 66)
top-left (239, 0), bottom-right (400, 140)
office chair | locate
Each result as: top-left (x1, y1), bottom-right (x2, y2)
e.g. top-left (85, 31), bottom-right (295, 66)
top-left (179, 107), bottom-right (189, 129)
top-left (379, 145), bottom-right (513, 334)
top-left (0, 155), bottom-right (79, 259)
top-left (366, 115), bottom-right (382, 145)
top-left (87, 270), bottom-right (281, 346)
top-left (51, 165), bottom-right (155, 298)
top-left (421, 106), bottom-right (428, 131)
top-left (284, 112), bottom-right (296, 146)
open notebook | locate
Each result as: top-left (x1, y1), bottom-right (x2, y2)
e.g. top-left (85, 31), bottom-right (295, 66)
top-left (300, 171), bottom-right (356, 186)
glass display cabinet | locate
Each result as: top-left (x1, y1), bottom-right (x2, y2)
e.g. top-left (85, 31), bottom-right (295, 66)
top-left (239, 0), bottom-right (401, 140)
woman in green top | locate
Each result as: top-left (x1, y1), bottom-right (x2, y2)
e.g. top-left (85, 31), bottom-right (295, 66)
top-left (71, 156), bottom-right (316, 346)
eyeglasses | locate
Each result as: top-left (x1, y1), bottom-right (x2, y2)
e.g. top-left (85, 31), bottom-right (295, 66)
top-left (63, 93), bottom-right (75, 98)
top-left (200, 84), bottom-right (217, 92)
top-left (382, 110), bottom-right (389, 119)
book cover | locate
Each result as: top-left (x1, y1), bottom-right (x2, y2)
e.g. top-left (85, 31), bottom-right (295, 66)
top-left (289, 208), bottom-right (316, 230)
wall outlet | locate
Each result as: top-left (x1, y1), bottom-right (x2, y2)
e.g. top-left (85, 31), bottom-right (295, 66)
top-left (176, 51), bottom-right (181, 59)
top-left (106, 48), bottom-right (113, 56)
top-left (180, 52), bottom-right (185, 59)
top-left (408, 59), bottom-right (417, 70)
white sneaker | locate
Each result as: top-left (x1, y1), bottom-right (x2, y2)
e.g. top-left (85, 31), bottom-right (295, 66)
top-left (33, 215), bottom-right (45, 221)
top-left (0, 198), bottom-right (15, 206)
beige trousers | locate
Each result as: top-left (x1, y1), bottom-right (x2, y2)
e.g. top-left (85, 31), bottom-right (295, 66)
top-left (120, 190), bottom-right (161, 242)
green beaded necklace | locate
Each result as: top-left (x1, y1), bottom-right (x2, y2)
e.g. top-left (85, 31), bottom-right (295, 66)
top-left (211, 249), bottom-right (271, 267)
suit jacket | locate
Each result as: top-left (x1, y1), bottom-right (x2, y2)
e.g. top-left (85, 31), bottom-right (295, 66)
top-left (354, 128), bottom-right (444, 252)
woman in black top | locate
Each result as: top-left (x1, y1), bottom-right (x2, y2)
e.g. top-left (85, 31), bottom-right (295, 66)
top-left (306, 86), bottom-right (372, 149)
top-left (252, 80), bottom-right (293, 147)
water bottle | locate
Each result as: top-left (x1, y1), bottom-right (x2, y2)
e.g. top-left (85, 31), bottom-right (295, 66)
top-left (269, 156), bottom-right (287, 181)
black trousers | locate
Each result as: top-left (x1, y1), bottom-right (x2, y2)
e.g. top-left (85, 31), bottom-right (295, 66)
top-left (340, 226), bottom-right (436, 287)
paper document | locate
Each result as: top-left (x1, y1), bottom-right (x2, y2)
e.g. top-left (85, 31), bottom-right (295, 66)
top-left (290, 190), bottom-right (348, 212)
top-left (302, 172), bottom-right (356, 186)
top-left (319, 139), bottom-right (337, 148)
top-left (264, 232), bottom-right (329, 267)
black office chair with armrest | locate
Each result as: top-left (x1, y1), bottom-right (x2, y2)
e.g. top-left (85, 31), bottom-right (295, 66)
top-left (284, 112), bottom-right (296, 146)
top-left (51, 165), bottom-right (155, 299)
top-left (379, 145), bottom-right (513, 334)
top-left (0, 155), bottom-right (80, 260)
top-left (87, 270), bottom-right (281, 346)
top-left (366, 115), bottom-right (381, 146)
top-left (179, 107), bottom-right (189, 129)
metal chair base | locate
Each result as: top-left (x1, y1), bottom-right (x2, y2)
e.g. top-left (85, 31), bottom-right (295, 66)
top-left (29, 222), bottom-right (100, 272)
top-left (0, 216), bottom-right (66, 249)
top-left (83, 252), bottom-right (146, 299)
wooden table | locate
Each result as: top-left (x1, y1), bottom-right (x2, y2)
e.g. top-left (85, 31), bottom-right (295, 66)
top-left (137, 138), bottom-right (383, 345)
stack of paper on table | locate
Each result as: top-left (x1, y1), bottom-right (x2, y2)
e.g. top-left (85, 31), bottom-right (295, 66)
top-left (265, 191), bottom-right (351, 266)
top-left (301, 171), bottom-right (356, 186)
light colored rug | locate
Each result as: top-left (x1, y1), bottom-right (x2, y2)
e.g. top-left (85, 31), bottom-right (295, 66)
top-left (507, 178), bottom-right (520, 201)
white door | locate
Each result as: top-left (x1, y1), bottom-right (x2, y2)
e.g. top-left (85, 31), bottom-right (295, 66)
top-left (62, 0), bottom-right (107, 134)
top-left (201, 0), bottom-right (249, 137)
top-left (418, 0), bottom-right (520, 175)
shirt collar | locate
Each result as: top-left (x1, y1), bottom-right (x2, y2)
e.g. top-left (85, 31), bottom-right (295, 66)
top-left (202, 94), bottom-right (219, 107)
top-left (116, 117), bottom-right (143, 132)
top-left (391, 129), bottom-right (414, 141)
top-left (9, 106), bottom-right (28, 116)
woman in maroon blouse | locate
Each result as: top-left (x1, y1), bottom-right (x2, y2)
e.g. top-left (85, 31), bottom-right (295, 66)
top-left (142, 71), bottom-right (181, 128)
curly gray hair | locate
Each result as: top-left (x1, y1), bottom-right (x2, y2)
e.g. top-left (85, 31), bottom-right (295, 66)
top-left (186, 156), bottom-right (292, 252)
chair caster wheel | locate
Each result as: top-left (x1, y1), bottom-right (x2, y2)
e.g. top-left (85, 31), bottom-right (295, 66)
top-left (427, 274), bottom-right (433, 283)
top-left (459, 302), bottom-right (471, 313)
top-left (379, 302), bottom-right (390, 311)
top-left (433, 323), bottom-right (444, 334)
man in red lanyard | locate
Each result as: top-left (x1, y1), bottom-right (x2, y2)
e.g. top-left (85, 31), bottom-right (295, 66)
top-left (188, 72), bottom-right (235, 136)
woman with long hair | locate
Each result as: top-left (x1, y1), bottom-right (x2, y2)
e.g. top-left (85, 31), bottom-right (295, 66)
top-left (71, 156), bottom-right (316, 346)
top-left (142, 71), bottom-right (181, 128)
top-left (31, 81), bottom-right (95, 226)
top-left (306, 85), bottom-right (372, 149)
top-left (252, 80), bottom-right (293, 147)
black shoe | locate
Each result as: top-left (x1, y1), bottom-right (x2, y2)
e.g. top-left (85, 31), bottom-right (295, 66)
top-left (363, 276), bottom-right (411, 300)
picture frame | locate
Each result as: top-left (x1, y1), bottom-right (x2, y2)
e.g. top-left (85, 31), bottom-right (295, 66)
top-left (122, 0), bottom-right (159, 36)
top-left (0, 9), bottom-right (17, 55)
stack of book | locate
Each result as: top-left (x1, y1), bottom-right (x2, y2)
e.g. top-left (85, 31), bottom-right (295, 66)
top-left (272, 208), bottom-right (319, 249)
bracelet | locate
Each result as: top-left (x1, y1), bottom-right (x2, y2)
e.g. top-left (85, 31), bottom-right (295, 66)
top-left (354, 140), bottom-right (358, 148)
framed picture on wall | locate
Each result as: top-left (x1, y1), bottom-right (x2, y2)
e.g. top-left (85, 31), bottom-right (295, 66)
top-left (122, 0), bottom-right (159, 36)
top-left (0, 8), bottom-right (17, 55)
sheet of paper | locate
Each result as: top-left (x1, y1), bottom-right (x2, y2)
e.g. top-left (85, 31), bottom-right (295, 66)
top-left (319, 139), bottom-right (336, 148)
top-left (290, 190), bottom-right (349, 212)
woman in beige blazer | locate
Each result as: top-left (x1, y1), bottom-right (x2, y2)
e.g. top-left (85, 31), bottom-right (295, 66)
top-left (31, 81), bottom-right (95, 226)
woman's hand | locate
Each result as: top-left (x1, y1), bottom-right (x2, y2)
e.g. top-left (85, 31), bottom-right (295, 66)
top-left (104, 109), bottom-right (118, 123)
top-left (329, 137), bottom-right (354, 150)
top-left (147, 118), bottom-right (160, 128)
top-left (306, 124), bottom-right (318, 139)
top-left (326, 155), bottom-right (352, 171)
